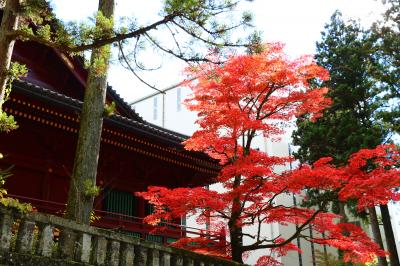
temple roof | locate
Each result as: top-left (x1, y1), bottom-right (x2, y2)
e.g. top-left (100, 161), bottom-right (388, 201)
top-left (106, 83), bottom-right (145, 122)
top-left (13, 79), bottom-right (190, 145)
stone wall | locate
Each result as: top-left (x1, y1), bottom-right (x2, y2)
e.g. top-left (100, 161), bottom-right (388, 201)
top-left (0, 207), bottom-right (245, 266)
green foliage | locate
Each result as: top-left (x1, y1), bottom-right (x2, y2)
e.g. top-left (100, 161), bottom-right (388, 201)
top-left (103, 101), bottom-right (116, 117)
top-left (18, 25), bottom-right (34, 40)
top-left (0, 62), bottom-right (27, 132)
top-left (73, 11), bottom-right (114, 76)
top-left (93, 11), bottom-right (114, 37)
top-left (0, 111), bottom-right (18, 132)
top-left (75, 11), bottom-right (114, 46)
top-left (82, 179), bottom-right (100, 198)
top-left (0, 164), bottom-right (11, 198)
top-left (16, 0), bottom-right (59, 42)
top-left (36, 24), bottom-right (52, 41)
top-left (91, 45), bottom-right (111, 77)
top-left (0, 164), bottom-right (33, 213)
top-left (6, 62), bottom-right (27, 100)
top-left (90, 210), bottom-right (101, 223)
top-left (293, 10), bottom-right (397, 163)
top-left (293, 11), bottom-right (398, 221)
top-left (246, 31), bottom-right (263, 54)
top-left (0, 197), bottom-right (34, 213)
top-left (293, 11), bottom-right (390, 165)
top-left (20, 0), bottom-right (54, 24)
top-left (164, 0), bottom-right (215, 23)
top-left (371, 0), bottom-right (400, 135)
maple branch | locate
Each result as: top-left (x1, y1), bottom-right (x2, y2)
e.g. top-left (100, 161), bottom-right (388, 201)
top-left (206, 210), bottom-right (230, 220)
top-left (8, 13), bottom-right (180, 53)
top-left (266, 187), bottom-right (288, 207)
top-left (259, 101), bottom-right (291, 120)
top-left (240, 176), bottom-right (265, 211)
top-left (241, 186), bottom-right (287, 228)
top-left (242, 204), bottom-right (325, 251)
top-left (245, 83), bottom-right (276, 115)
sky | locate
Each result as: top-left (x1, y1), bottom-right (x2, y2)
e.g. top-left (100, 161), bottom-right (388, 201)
top-left (51, 0), bottom-right (386, 102)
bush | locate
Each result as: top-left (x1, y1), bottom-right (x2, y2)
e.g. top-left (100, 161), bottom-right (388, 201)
top-left (0, 111), bottom-right (18, 132)
top-left (0, 163), bottom-right (34, 213)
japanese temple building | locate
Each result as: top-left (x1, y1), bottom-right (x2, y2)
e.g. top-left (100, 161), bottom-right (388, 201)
top-left (0, 38), bottom-right (220, 244)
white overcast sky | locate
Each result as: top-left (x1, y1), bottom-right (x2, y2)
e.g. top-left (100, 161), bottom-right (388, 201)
top-left (51, 0), bottom-right (385, 102)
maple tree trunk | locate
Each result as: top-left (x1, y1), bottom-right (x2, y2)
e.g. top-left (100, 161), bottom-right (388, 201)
top-left (368, 206), bottom-right (388, 266)
top-left (65, 0), bottom-right (114, 224)
top-left (380, 204), bottom-right (400, 266)
top-left (0, 0), bottom-right (20, 110)
top-left (229, 175), bottom-right (244, 263)
top-left (229, 218), bottom-right (243, 263)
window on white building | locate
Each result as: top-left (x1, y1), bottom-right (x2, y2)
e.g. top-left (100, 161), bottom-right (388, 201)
top-left (153, 97), bottom-right (158, 120)
top-left (177, 87), bottom-right (182, 112)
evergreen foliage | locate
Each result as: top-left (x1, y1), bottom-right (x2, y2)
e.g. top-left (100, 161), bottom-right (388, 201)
top-left (293, 11), bottom-right (395, 166)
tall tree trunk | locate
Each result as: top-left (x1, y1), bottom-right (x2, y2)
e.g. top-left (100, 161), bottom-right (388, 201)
top-left (380, 204), bottom-right (400, 266)
top-left (229, 220), bottom-right (243, 263)
top-left (229, 175), bottom-right (243, 263)
top-left (0, 0), bottom-right (20, 110)
top-left (65, 0), bottom-right (114, 224)
top-left (368, 206), bottom-right (388, 266)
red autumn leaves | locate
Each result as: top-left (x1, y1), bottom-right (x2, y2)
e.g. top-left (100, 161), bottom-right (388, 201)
top-left (138, 43), bottom-right (400, 264)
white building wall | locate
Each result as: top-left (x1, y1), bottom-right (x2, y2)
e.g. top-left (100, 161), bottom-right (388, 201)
top-left (133, 87), bottom-right (198, 136)
top-left (389, 202), bottom-right (400, 257)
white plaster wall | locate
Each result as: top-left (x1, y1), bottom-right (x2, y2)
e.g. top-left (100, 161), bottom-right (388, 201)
top-left (133, 94), bottom-right (163, 127)
top-left (389, 202), bottom-right (400, 257)
top-left (132, 87), bottom-right (198, 136)
top-left (164, 87), bottom-right (199, 135)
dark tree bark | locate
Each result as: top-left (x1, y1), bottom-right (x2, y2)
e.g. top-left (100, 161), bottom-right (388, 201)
top-left (368, 206), bottom-right (388, 266)
top-left (0, 0), bottom-right (20, 109)
top-left (380, 204), bottom-right (400, 266)
top-left (229, 175), bottom-right (244, 263)
top-left (65, 0), bottom-right (114, 224)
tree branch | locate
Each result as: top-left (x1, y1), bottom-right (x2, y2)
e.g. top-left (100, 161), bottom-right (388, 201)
top-left (117, 41), bottom-right (165, 93)
top-left (8, 12), bottom-right (179, 53)
top-left (242, 206), bottom-right (324, 251)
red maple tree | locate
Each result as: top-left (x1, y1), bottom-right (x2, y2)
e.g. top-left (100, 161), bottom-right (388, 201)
top-left (138, 43), bottom-right (400, 264)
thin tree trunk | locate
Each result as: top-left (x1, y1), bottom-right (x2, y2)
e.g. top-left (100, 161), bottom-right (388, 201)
top-left (338, 201), bottom-right (347, 262)
top-left (0, 0), bottom-right (20, 110)
top-left (65, 0), bottom-right (114, 224)
top-left (229, 220), bottom-right (243, 263)
top-left (380, 204), bottom-right (400, 266)
top-left (229, 175), bottom-right (244, 263)
top-left (308, 225), bottom-right (316, 266)
top-left (368, 206), bottom-right (388, 266)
